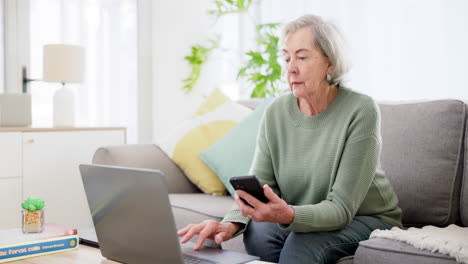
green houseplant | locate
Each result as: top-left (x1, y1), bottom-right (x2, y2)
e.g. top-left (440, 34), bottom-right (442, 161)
top-left (182, 0), bottom-right (284, 98)
top-left (237, 23), bottom-right (283, 97)
top-left (182, 38), bottom-right (219, 94)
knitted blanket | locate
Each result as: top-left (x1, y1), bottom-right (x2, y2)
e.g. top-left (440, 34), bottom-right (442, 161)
top-left (370, 224), bottom-right (468, 263)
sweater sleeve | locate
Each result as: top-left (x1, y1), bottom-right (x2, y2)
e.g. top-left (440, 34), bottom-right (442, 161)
top-left (221, 111), bottom-right (278, 234)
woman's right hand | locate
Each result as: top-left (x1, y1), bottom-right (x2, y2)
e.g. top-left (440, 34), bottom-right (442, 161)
top-left (177, 220), bottom-right (240, 250)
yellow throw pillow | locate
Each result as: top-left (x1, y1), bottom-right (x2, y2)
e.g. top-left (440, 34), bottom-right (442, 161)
top-left (159, 90), bottom-right (252, 195)
top-left (194, 88), bottom-right (229, 116)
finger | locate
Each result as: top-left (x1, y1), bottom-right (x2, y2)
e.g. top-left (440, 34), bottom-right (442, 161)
top-left (263, 184), bottom-right (281, 203)
top-left (235, 192), bottom-right (255, 216)
top-left (180, 224), bottom-right (203, 244)
top-left (236, 195), bottom-right (256, 218)
top-left (236, 189), bottom-right (263, 208)
top-left (177, 224), bottom-right (192, 236)
top-left (235, 193), bottom-right (249, 210)
top-left (194, 234), bottom-right (207, 250)
top-left (194, 223), bottom-right (216, 250)
top-left (214, 232), bottom-right (228, 244)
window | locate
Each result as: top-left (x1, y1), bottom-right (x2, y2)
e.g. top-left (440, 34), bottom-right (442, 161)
top-left (28, 0), bottom-right (138, 142)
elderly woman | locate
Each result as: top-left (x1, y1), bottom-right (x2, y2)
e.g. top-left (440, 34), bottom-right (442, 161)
top-left (178, 14), bottom-right (402, 263)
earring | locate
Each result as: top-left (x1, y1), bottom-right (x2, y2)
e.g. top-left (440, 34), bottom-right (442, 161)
top-left (326, 74), bottom-right (332, 83)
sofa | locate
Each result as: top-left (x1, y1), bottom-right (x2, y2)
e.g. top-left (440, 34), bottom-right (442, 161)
top-left (92, 99), bottom-right (468, 264)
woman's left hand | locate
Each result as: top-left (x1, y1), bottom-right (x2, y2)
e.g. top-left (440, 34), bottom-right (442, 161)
top-left (235, 184), bottom-right (295, 224)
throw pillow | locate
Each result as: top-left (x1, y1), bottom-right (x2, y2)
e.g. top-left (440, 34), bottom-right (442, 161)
top-left (199, 98), bottom-right (275, 196)
top-left (159, 90), bottom-right (252, 195)
top-left (194, 88), bottom-right (228, 116)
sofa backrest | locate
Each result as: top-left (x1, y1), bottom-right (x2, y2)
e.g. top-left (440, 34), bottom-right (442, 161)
top-left (461, 103), bottom-right (468, 226)
top-left (237, 99), bottom-right (264, 110)
top-left (379, 100), bottom-right (466, 227)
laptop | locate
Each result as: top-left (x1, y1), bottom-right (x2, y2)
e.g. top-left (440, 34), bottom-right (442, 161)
top-left (79, 164), bottom-right (259, 264)
top-left (78, 228), bottom-right (99, 248)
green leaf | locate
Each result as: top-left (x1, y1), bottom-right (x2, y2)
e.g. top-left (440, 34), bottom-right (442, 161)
top-left (250, 80), bottom-right (268, 98)
top-left (246, 51), bottom-right (266, 66)
top-left (256, 23), bottom-right (280, 31)
top-left (248, 73), bottom-right (266, 82)
top-left (208, 0), bottom-right (252, 17)
top-left (237, 66), bottom-right (248, 78)
top-left (22, 196), bottom-right (45, 211)
top-left (238, 22), bottom-right (286, 97)
top-left (182, 37), bottom-right (220, 93)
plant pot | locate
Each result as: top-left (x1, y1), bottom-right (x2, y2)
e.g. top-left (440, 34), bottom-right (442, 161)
top-left (22, 209), bottom-right (44, 233)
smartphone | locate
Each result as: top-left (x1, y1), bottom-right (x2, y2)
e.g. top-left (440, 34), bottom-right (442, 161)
top-left (229, 176), bottom-right (269, 207)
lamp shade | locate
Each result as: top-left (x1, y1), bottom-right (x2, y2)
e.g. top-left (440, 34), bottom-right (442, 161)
top-left (43, 44), bottom-right (84, 83)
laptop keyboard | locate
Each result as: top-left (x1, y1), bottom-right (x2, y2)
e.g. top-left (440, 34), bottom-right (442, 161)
top-left (183, 254), bottom-right (217, 264)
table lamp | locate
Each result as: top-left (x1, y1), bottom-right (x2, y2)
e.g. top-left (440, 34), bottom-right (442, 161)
top-left (43, 44), bottom-right (84, 127)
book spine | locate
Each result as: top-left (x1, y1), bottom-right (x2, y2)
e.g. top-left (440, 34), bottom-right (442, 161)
top-left (0, 235), bottom-right (79, 263)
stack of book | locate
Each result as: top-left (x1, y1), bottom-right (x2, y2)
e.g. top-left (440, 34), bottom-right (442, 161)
top-left (0, 224), bottom-right (78, 263)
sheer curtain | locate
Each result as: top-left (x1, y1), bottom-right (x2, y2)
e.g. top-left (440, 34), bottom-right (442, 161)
top-left (0, 1), bottom-right (4, 92)
top-left (29, 0), bottom-right (138, 142)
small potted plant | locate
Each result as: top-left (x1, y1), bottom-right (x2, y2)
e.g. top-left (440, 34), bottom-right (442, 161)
top-left (21, 196), bottom-right (45, 233)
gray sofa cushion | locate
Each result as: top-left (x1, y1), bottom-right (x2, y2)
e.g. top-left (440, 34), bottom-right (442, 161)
top-left (169, 194), bottom-right (245, 253)
top-left (170, 193), bottom-right (234, 219)
top-left (354, 238), bottom-right (457, 264)
top-left (379, 100), bottom-right (465, 226)
top-left (462, 103), bottom-right (468, 226)
top-left (93, 144), bottom-right (200, 193)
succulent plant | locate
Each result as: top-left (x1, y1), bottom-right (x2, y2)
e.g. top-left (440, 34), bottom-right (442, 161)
top-left (22, 196), bottom-right (45, 211)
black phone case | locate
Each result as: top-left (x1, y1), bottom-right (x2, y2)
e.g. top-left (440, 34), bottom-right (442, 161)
top-left (229, 176), bottom-right (269, 207)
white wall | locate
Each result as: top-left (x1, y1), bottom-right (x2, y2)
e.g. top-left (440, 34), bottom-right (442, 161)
top-left (152, 0), bottom-right (214, 140)
top-left (366, 0), bottom-right (468, 101)
top-left (137, 0), bottom-right (153, 143)
top-left (257, 0), bottom-right (468, 101)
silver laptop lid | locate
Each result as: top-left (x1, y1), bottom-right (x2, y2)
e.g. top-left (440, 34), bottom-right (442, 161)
top-left (79, 164), bottom-right (184, 264)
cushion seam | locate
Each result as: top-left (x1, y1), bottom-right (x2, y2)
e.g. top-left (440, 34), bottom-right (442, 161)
top-left (171, 205), bottom-right (225, 219)
top-left (442, 101), bottom-right (465, 225)
top-left (461, 103), bottom-right (468, 224)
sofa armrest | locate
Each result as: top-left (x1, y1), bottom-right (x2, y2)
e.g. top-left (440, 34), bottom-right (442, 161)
top-left (92, 144), bottom-right (200, 194)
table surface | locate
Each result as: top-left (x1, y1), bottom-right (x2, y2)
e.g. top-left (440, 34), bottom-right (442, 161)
top-left (12, 245), bottom-right (271, 264)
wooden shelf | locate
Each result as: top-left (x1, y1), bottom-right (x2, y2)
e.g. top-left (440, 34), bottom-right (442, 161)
top-left (0, 127), bottom-right (126, 132)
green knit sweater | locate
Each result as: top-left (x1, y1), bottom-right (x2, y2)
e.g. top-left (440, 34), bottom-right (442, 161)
top-left (222, 87), bottom-right (402, 233)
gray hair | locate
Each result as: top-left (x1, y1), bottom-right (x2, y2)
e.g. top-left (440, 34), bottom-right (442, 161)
top-left (283, 14), bottom-right (351, 85)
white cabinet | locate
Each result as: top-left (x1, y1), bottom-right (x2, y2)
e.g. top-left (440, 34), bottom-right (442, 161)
top-left (0, 132), bottom-right (23, 228)
top-left (0, 178), bottom-right (22, 228)
top-left (0, 127), bottom-right (125, 229)
top-left (0, 132), bottom-right (22, 178)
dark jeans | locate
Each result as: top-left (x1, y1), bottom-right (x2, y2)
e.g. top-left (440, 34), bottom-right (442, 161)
top-left (243, 216), bottom-right (393, 264)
